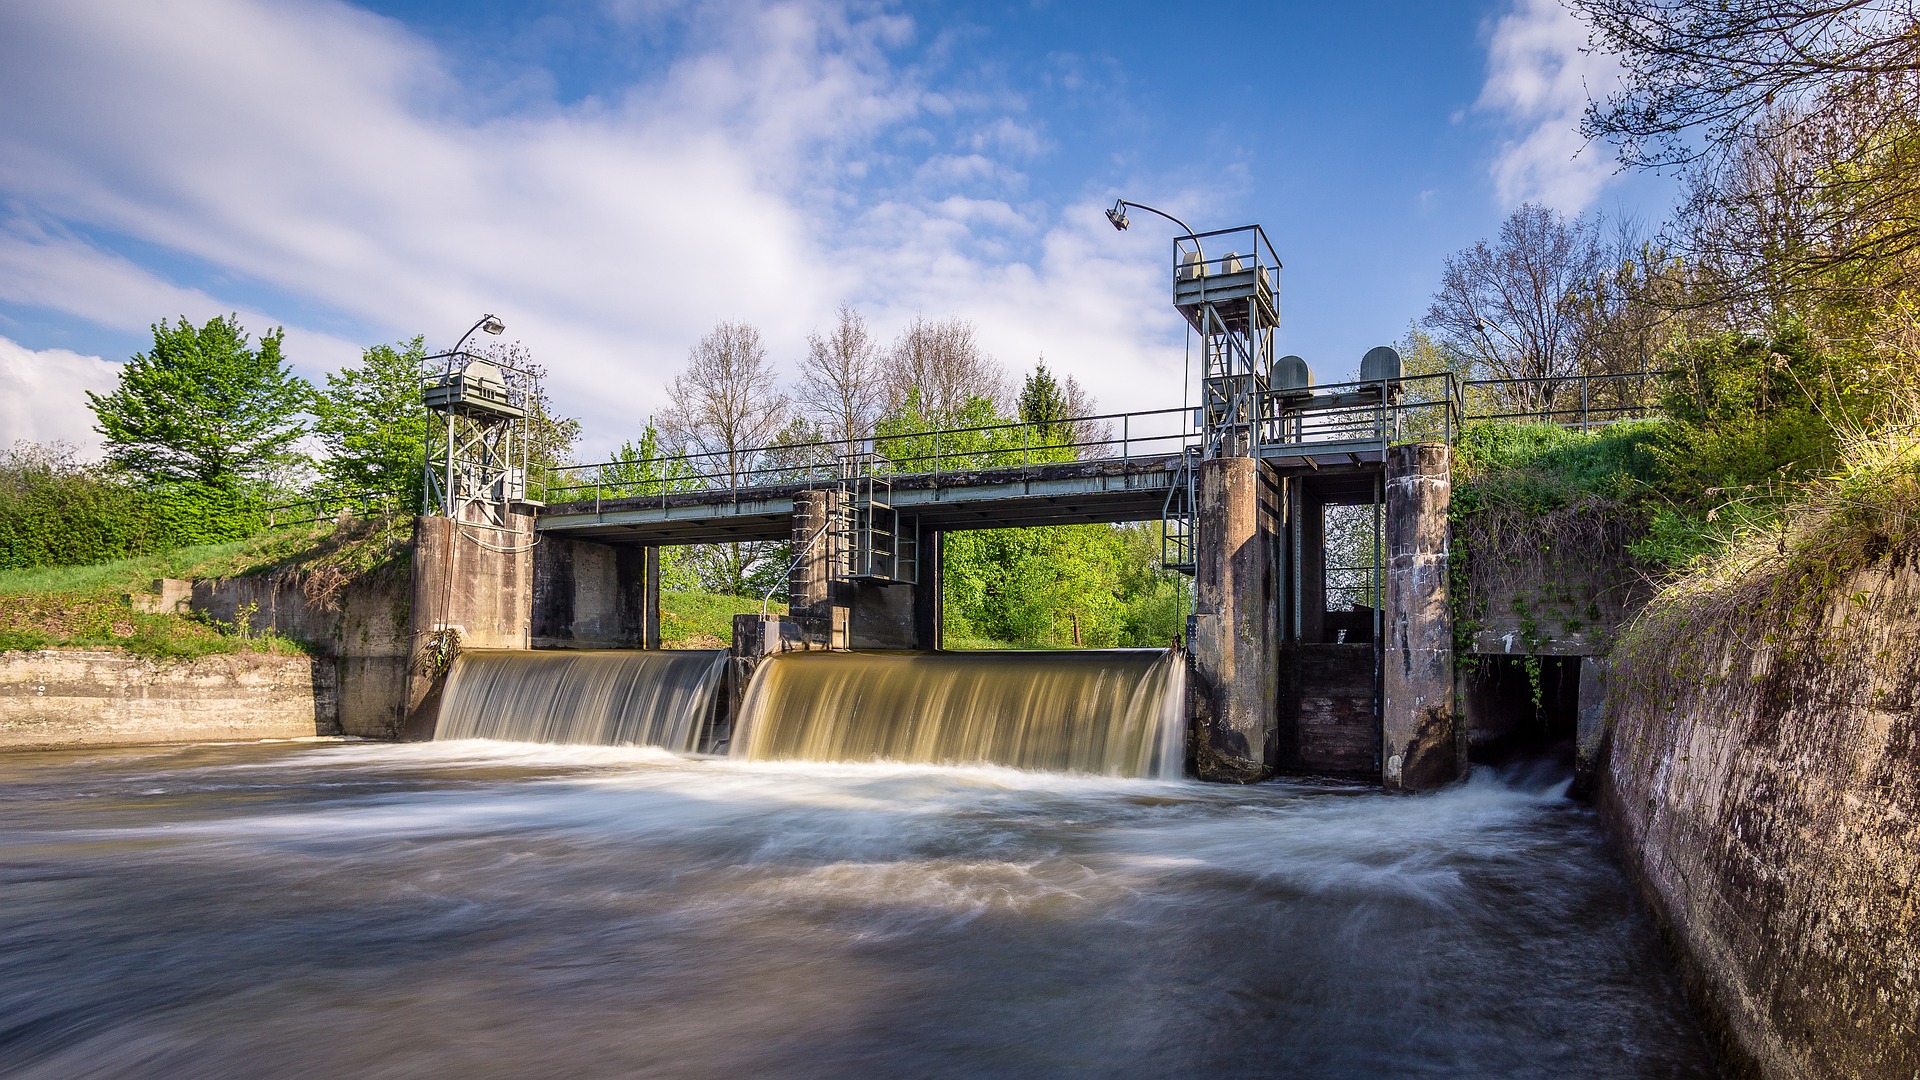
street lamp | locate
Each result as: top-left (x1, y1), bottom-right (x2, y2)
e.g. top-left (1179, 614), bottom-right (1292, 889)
top-left (1105, 198), bottom-right (1194, 237)
top-left (452, 312), bottom-right (507, 357)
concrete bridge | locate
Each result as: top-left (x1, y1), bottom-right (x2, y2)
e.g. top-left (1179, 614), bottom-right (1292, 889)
top-left (405, 222), bottom-right (1661, 789)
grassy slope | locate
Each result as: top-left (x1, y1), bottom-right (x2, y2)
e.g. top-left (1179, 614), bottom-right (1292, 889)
top-left (660, 590), bottom-right (784, 649)
top-left (0, 518), bottom-right (411, 658)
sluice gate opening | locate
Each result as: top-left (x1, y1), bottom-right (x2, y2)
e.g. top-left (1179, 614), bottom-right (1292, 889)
top-left (436, 649), bottom-right (727, 751)
top-left (1461, 655), bottom-right (1581, 767)
top-left (733, 649), bottom-right (1186, 779)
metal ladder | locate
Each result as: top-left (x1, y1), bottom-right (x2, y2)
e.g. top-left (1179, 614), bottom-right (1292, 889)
top-left (1160, 446), bottom-right (1200, 575)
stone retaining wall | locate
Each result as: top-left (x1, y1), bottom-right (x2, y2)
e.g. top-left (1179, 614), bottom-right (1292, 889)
top-left (1600, 560), bottom-right (1920, 1078)
top-left (0, 649), bottom-right (334, 750)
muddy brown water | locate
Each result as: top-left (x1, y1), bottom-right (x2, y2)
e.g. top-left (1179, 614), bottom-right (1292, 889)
top-left (0, 739), bottom-right (1717, 1078)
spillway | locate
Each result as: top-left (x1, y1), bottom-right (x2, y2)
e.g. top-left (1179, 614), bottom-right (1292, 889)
top-left (734, 649), bottom-right (1186, 778)
top-left (435, 649), bottom-right (726, 750)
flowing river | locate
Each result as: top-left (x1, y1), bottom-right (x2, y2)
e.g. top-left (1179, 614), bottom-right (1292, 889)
top-left (0, 740), bottom-right (1717, 1078)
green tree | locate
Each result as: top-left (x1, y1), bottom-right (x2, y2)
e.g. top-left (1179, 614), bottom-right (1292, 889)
top-left (591, 424), bottom-right (697, 499)
top-left (313, 336), bottom-right (429, 500)
top-left (1020, 360), bottom-right (1069, 436)
top-left (88, 315), bottom-right (311, 490)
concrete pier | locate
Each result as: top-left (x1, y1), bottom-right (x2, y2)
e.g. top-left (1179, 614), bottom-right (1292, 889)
top-left (403, 507), bottom-right (536, 735)
top-left (1189, 455), bottom-right (1281, 782)
top-left (1380, 443), bottom-right (1455, 791)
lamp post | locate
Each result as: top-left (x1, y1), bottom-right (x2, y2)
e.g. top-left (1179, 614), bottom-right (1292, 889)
top-left (451, 312), bottom-right (506, 360)
top-left (1104, 198), bottom-right (1195, 238)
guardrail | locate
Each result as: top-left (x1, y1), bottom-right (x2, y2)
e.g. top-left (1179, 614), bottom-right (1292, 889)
top-left (262, 488), bottom-right (417, 528)
top-left (533, 405), bottom-right (1202, 511)
top-left (531, 369), bottom-right (1672, 510)
top-left (1461, 370), bottom-right (1667, 429)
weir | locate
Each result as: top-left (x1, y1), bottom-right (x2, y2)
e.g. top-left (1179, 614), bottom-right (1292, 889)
top-left (436, 649), bottom-right (726, 751)
top-left (733, 649), bottom-right (1186, 778)
top-left (404, 220), bottom-right (1464, 789)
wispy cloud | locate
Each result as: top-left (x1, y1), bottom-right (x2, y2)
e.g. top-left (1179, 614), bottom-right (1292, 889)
top-left (0, 0), bottom-right (1194, 456)
top-left (1476, 0), bottom-right (1620, 212)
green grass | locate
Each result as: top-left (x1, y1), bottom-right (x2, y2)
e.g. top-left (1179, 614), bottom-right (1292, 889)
top-left (659, 589), bottom-right (786, 649)
top-left (0, 517), bottom-right (409, 658)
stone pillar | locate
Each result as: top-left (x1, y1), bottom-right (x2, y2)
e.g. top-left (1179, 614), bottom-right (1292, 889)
top-left (403, 505), bottom-right (536, 737)
top-left (1189, 455), bottom-right (1280, 782)
top-left (913, 526), bottom-right (942, 651)
top-left (641, 545), bottom-right (662, 650)
top-left (1381, 442), bottom-right (1455, 791)
top-left (789, 489), bottom-right (844, 646)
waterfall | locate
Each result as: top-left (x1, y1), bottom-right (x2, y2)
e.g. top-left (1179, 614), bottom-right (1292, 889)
top-left (733, 649), bottom-right (1186, 778)
top-left (435, 650), bottom-right (727, 751)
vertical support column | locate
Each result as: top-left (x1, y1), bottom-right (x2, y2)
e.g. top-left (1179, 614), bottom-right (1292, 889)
top-left (642, 545), bottom-right (662, 650)
top-left (1189, 456), bottom-right (1280, 782)
top-left (789, 489), bottom-right (846, 647)
top-left (913, 526), bottom-right (943, 651)
top-left (1381, 442), bottom-right (1456, 791)
top-left (402, 504), bottom-right (536, 738)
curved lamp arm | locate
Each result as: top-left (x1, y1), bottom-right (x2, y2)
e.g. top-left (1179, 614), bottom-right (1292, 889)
top-left (1105, 198), bottom-right (1194, 237)
top-left (450, 313), bottom-right (507, 364)
top-left (1105, 198), bottom-right (1204, 273)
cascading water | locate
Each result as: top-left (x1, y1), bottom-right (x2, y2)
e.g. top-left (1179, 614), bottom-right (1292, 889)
top-left (435, 650), bottom-right (726, 751)
top-left (733, 648), bottom-right (1187, 778)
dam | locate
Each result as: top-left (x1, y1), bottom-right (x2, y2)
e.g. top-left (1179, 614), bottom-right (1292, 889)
top-left (407, 226), bottom-right (1469, 791)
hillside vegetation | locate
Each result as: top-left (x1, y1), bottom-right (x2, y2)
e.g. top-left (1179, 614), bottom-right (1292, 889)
top-left (0, 518), bottom-right (410, 658)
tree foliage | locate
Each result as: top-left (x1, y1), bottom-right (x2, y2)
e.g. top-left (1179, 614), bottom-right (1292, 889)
top-left (88, 315), bottom-right (311, 490)
top-left (884, 316), bottom-right (1008, 426)
top-left (1578, 0), bottom-right (1920, 312)
top-left (313, 336), bottom-right (429, 499)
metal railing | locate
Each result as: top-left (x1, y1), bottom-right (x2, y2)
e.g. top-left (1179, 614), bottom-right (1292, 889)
top-left (1460, 370), bottom-right (1667, 430)
top-left (532, 369), bottom-right (1671, 511)
top-left (534, 405), bottom-right (1202, 510)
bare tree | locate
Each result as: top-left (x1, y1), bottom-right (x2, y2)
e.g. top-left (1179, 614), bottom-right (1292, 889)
top-left (661, 321), bottom-right (789, 598)
top-left (884, 316), bottom-right (1010, 425)
top-left (1424, 204), bottom-right (1612, 411)
top-left (662, 321), bottom-right (788, 486)
top-left (797, 304), bottom-right (885, 449)
top-left (1575, 0), bottom-right (1920, 307)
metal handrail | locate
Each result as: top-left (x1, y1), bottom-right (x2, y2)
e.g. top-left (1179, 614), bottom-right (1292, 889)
top-left (533, 369), bottom-right (1672, 510)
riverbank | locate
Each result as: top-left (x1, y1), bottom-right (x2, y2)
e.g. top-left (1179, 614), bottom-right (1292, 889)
top-left (1598, 417), bottom-right (1920, 1078)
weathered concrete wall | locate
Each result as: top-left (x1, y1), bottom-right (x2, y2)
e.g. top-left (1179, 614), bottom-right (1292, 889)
top-left (1382, 443), bottom-right (1455, 791)
top-left (405, 508), bottom-right (535, 735)
top-left (0, 649), bottom-right (333, 749)
top-left (1278, 642), bottom-right (1375, 775)
top-left (1601, 560), bottom-right (1920, 1078)
top-left (532, 536), bottom-right (656, 649)
top-left (191, 570), bottom-right (410, 739)
top-left (1459, 503), bottom-right (1650, 658)
top-left (1189, 455), bottom-right (1280, 782)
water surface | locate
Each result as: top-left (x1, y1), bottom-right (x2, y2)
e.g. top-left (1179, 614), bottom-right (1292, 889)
top-left (0, 740), bottom-right (1717, 1078)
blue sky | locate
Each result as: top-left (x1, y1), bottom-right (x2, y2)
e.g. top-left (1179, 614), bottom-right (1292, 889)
top-left (0, 0), bottom-right (1675, 457)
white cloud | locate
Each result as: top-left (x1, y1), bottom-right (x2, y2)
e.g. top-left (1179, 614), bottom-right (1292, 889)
top-left (1477, 0), bottom-right (1620, 212)
top-left (0, 0), bottom-right (1193, 460)
top-left (0, 337), bottom-right (120, 455)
